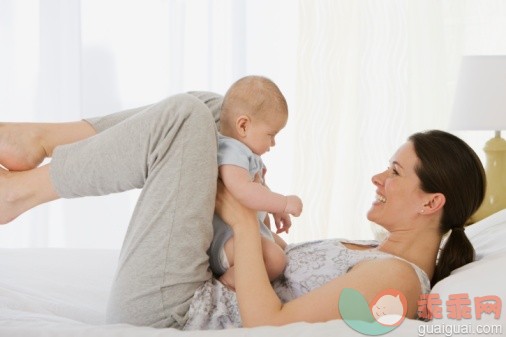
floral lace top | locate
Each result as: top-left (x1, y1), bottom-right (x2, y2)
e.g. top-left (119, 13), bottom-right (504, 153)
top-left (183, 238), bottom-right (430, 330)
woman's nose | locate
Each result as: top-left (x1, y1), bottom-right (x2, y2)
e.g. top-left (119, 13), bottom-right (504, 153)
top-left (371, 170), bottom-right (386, 186)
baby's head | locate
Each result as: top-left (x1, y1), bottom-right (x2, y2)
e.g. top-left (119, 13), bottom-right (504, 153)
top-left (220, 76), bottom-right (288, 156)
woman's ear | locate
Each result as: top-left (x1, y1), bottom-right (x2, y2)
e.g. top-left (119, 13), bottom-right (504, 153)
top-left (422, 193), bottom-right (446, 214)
top-left (235, 115), bottom-right (250, 137)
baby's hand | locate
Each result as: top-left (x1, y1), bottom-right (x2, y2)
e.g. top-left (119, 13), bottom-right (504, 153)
top-left (273, 212), bottom-right (292, 234)
top-left (284, 195), bottom-right (303, 216)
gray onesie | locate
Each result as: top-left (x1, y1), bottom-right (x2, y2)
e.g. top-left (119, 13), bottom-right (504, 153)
top-left (208, 133), bottom-right (275, 276)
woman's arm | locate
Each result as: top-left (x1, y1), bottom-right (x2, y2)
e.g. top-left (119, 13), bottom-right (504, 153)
top-left (215, 182), bottom-right (422, 326)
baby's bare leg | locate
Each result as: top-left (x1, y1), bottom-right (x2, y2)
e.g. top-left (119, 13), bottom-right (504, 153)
top-left (218, 267), bottom-right (236, 291)
top-left (219, 235), bottom-right (286, 289)
top-left (0, 121), bottom-right (96, 171)
top-left (0, 164), bottom-right (59, 224)
top-left (219, 238), bottom-right (236, 289)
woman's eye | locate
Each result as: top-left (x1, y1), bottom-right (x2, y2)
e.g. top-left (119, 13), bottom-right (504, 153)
top-left (388, 166), bottom-right (399, 176)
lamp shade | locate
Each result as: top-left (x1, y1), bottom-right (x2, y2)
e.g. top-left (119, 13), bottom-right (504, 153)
top-left (449, 55), bottom-right (506, 131)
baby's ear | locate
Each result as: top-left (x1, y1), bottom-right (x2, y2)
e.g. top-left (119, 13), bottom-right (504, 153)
top-left (235, 115), bottom-right (250, 136)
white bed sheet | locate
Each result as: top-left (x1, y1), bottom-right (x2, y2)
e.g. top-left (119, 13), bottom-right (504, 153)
top-left (2, 208), bottom-right (506, 337)
top-left (0, 248), bottom-right (430, 337)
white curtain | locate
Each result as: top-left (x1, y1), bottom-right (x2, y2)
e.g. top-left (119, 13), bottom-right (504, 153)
top-left (0, 0), bottom-right (298, 248)
top-left (288, 0), bottom-right (506, 243)
top-left (1, 0), bottom-right (505, 248)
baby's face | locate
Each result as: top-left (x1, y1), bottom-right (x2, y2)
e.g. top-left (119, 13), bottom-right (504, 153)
top-left (244, 112), bottom-right (287, 156)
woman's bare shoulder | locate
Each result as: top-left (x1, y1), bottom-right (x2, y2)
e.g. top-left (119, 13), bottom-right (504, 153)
top-left (277, 257), bottom-right (422, 323)
top-left (348, 257), bottom-right (421, 289)
top-left (343, 258), bottom-right (422, 317)
top-left (353, 256), bottom-right (418, 272)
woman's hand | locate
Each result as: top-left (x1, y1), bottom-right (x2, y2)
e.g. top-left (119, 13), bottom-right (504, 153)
top-left (215, 179), bottom-right (258, 230)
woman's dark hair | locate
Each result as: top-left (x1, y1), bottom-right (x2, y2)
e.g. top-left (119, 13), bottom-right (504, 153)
top-left (408, 130), bottom-right (486, 286)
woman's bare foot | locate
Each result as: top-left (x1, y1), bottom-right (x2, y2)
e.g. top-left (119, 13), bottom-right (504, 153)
top-left (0, 123), bottom-right (48, 171)
top-left (0, 168), bottom-right (21, 224)
top-left (0, 165), bottom-right (59, 224)
top-left (0, 121), bottom-right (96, 171)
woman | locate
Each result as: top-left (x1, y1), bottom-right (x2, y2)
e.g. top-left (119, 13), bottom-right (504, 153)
top-left (213, 129), bottom-right (485, 328)
top-left (0, 91), bottom-right (485, 329)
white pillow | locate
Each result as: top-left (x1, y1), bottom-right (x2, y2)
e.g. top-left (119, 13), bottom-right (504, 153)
top-left (429, 210), bottom-right (506, 324)
top-left (429, 252), bottom-right (505, 323)
top-left (465, 209), bottom-right (506, 260)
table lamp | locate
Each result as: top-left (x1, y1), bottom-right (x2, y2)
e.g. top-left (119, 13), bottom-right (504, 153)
top-left (449, 55), bottom-right (506, 223)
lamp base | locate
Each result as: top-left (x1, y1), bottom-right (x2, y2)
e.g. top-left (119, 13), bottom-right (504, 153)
top-left (470, 133), bottom-right (506, 223)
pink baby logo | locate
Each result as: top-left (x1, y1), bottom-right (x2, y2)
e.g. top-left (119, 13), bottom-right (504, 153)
top-left (339, 288), bottom-right (407, 335)
top-left (371, 289), bottom-right (408, 326)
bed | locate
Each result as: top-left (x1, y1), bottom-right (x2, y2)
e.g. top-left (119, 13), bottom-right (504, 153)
top-left (1, 210), bottom-right (505, 337)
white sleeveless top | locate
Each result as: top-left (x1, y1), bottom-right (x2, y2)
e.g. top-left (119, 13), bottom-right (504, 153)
top-left (183, 238), bottom-right (430, 330)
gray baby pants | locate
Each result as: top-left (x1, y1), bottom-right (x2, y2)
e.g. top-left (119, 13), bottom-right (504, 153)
top-left (50, 92), bottom-right (223, 329)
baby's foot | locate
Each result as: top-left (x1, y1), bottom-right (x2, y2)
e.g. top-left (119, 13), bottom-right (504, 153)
top-left (0, 123), bottom-right (47, 171)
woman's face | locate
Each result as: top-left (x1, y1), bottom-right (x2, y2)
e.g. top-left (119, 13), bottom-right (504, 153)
top-left (367, 141), bottom-right (429, 230)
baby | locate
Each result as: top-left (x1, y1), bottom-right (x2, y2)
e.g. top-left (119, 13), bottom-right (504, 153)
top-left (209, 75), bottom-right (303, 289)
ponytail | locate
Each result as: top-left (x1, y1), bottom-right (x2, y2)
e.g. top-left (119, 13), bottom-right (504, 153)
top-left (409, 131), bottom-right (485, 287)
top-left (431, 227), bottom-right (475, 286)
